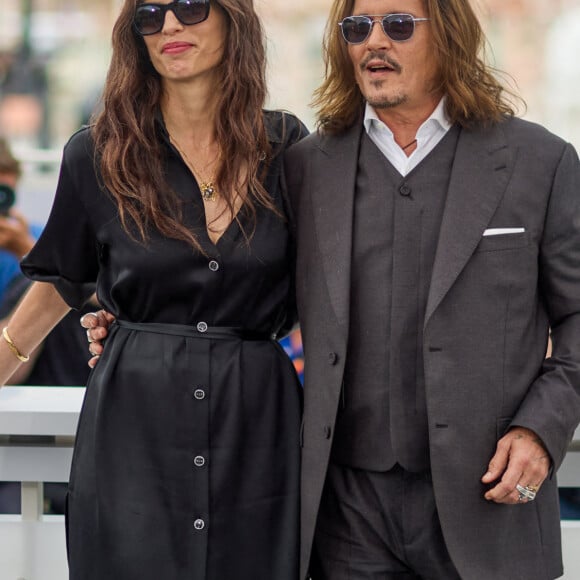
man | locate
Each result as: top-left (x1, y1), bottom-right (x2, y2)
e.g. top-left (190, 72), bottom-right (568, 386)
top-left (284, 0), bottom-right (580, 578)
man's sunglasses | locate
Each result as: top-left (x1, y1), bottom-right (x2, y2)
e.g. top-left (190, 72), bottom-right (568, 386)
top-left (339, 14), bottom-right (430, 44)
top-left (134, 0), bottom-right (210, 36)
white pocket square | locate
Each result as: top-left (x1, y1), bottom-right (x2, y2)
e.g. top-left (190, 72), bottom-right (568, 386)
top-left (483, 228), bottom-right (525, 237)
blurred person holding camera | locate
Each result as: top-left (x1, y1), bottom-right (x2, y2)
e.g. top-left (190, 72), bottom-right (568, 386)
top-left (0, 137), bottom-right (42, 304)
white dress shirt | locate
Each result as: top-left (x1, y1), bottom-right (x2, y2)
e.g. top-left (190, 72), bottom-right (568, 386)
top-left (363, 97), bottom-right (453, 176)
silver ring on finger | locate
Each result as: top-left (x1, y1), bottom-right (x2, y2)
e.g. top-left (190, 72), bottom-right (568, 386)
top-left (516, 483), bottom-right (536, 502)
top-left (80, 312), bottom-right (95, 327)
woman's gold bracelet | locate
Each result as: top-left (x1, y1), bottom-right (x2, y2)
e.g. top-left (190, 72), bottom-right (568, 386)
top-left (2, 327), bottom-right (30, 363)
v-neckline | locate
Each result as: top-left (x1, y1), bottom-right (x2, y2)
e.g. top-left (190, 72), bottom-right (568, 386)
top-left (169, 138), bottom-right (243, 247)
top-left (203, 207), bottom-right (241, 247)
top-left (162, 128), bottom-right (242, 248)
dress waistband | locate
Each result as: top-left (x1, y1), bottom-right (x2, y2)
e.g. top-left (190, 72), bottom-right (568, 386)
top-left (115, 320), bottom-right (275, 341)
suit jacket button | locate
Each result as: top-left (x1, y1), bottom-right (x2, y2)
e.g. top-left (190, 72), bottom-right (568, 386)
top-left (323, 426), bottom-right (332, 439)
top-left (328, 352), bottom-right (338, 365)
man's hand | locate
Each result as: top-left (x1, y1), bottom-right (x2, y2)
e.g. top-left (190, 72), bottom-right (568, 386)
top-left (481, 426), bottom-right (550, 504)
top-left (0, 209), bottom-right (35, 258)
top-left (80, 310), bottom-right (116, 368)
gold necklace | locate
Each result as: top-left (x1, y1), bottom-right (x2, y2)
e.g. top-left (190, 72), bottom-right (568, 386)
top-left (170, 135), bottom-right (220, 202)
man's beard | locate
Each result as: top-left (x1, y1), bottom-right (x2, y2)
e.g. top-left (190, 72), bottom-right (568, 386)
top-left (366, 89), bottom-right (408, 110)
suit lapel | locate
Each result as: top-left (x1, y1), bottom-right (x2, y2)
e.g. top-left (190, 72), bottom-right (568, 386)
top-left (425, 123), bottom-right (514, 324)
top-left (311, 124), bottom-right (362, 327)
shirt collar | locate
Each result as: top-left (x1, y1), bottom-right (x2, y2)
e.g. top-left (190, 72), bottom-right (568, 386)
top-left (363, 96), bottom-right (452, 137)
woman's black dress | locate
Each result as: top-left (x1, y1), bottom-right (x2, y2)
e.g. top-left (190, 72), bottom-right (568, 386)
top-left (21, 111), bottom-right (305, 580)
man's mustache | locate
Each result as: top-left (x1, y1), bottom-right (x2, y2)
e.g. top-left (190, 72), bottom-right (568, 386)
top-left (360, 52), bottom-right (402, 74)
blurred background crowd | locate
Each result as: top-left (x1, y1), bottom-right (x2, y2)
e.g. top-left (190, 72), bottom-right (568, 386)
top-left (0, 0), bottom-right (579, 515)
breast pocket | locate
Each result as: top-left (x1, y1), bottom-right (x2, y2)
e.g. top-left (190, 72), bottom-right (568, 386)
top-left (475, 232), bottom-right (529, 253)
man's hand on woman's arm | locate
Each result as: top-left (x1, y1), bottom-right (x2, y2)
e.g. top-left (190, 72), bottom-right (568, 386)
top-left (80, 309), bottom-right (116, 368)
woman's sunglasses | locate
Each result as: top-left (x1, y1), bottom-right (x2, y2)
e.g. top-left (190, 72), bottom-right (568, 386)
top-left (339, 13), bottom-right (430, 45)
top-left (134, 0), bottom-right (210, 36)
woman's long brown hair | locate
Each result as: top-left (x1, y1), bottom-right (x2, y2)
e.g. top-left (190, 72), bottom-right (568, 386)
top-left (92, 0), bottom-right (271, 252)
top-left (313, 0), bottom-right (523, 134)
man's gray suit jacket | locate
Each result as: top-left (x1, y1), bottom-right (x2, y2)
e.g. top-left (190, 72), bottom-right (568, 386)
top-left (284, 116), bottom-right (580, 580)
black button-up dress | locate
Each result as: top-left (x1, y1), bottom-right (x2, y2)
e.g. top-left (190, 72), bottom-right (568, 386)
top-left (21, 111), bottom-right (306, 580)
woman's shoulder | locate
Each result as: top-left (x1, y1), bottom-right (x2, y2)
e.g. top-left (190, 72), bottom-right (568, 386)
top-left (263, 109), bottom-right (310, 148)
top-left (57, 127), bottom-right (103, 195)
top-left (61, 125), bottom-right (95, 167)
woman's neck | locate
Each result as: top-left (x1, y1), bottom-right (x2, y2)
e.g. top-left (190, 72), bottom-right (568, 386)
top-left (160, 82), bottom-right (218, 146)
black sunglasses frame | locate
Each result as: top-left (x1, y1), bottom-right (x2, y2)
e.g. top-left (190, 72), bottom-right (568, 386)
top-left (338, 13), bottom-right (430, 45)
top-left (134, 0), bottom-right (211, 36)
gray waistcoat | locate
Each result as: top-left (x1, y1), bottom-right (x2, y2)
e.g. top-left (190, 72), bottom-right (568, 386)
top-left (331, 126), bottom-right (460, 471)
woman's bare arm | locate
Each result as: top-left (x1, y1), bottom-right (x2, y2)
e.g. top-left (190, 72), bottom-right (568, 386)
top-left (0, 282), bottom-right (71, 386)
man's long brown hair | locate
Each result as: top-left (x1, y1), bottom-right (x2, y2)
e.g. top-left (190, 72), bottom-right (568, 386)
top-left (92, 0), bottom-right (271, 252)
top-left (313, 0), bottom-right (522, 134)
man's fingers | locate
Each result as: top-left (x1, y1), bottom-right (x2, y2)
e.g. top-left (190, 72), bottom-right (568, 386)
top-left (88, 326), bottom-right (108, 342)
top-left (81, 310), bottom-right (114, 368)
top-left (484, 466), bottom-right (524, 502)
top-left (483, 427), bottom-right (550, 504)
top-left (81, 310), bottom-right (112, 340)
top-left (80, 311), bottom-right (100, 329)
top-left (487, 479), bottom-right (544, 505)
top-left (103, 311), bottom-right (116, 324)
top-left (88, 355), bottom-right (101, 369)
top-left (483, 439), bottom-right (525, 501)
top-left (481, 441), bottom-right (510, 484)
top-left (88, 341), bottom-right (104, 356)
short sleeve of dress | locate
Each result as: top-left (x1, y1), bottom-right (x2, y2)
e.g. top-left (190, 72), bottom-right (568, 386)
top-left (21, 129), bottom-right (99, 309)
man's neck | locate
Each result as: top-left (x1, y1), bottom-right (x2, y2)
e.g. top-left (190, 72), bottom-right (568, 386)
top-left (373, 95), bottom-right (444, 148)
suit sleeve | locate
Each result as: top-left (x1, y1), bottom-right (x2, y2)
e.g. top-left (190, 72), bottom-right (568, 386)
top-left (512, 142), bottom-right (580, 471)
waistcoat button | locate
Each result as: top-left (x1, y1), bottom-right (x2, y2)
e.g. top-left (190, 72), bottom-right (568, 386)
top-left (399, 183), bottom-right (412, 197)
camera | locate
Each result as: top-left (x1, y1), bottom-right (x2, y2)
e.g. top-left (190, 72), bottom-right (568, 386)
top-left (0, 183), bottom-right (15, 216)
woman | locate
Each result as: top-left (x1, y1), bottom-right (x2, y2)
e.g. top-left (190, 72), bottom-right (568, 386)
top-left (0, 1), bottom-right (306, 578)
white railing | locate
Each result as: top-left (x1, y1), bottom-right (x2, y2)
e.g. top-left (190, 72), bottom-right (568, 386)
top-left (1, 386), bottom-right (579, 580)
top-left (0, 387), bottom-right (82, 580)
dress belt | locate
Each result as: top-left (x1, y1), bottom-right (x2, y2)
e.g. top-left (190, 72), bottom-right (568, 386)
top-left (115, 319), bottom-right (275, 341)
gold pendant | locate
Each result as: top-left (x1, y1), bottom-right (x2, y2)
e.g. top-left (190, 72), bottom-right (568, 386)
top-left (200, 181), bottom-right (217, 202)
